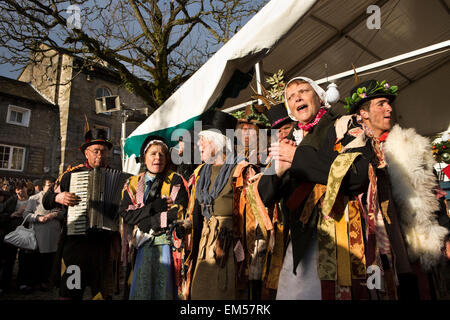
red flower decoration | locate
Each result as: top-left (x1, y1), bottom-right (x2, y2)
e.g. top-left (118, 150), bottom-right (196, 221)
top-left (348, 127), bottom-right (363, 138)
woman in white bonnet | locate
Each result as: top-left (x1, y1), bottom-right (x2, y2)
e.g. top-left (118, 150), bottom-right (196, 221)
top-left (257, 76), bottom-right (341, 299)
top-left (119, 135), bottom-right (189, 300)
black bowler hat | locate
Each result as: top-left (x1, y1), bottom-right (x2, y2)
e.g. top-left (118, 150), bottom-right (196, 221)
top-left (199, 109), bottom-right (238, 135)
top-left (345, 79), bottom-right (398, 114)
top-left (265, 102), bottom-right (294, 129)
top-left (79, 128), bottom-right (113, 153)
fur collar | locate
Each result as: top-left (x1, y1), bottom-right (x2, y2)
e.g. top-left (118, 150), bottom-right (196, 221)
top-left (384, 125), bottom-right (448, 270)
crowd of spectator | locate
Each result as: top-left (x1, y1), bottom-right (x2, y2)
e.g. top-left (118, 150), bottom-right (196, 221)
top-left (0, 176), bottom-right (62, 296)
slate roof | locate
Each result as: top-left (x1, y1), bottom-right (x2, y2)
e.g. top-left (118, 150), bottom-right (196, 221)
top-left (0, 75), bottom-right (54, 106)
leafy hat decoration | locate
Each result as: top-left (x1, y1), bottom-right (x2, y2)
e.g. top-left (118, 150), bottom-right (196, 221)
top-left (344, 80), bottom-right (398, 114)
top-left (232, 104), bottom-right (270, 129)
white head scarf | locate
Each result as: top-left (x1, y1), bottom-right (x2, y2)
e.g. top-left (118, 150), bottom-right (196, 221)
top-left (283, 76), bottom-right (331, 122)
top-left (143, 139), bottom-right (169, 156)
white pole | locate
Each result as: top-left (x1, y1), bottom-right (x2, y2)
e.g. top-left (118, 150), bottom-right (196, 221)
top-left (223, 41), bottom-right (450, 114)
top-left (315, 40), bottom-right (450, 84)
top-left (120, 110), bottom-right (128, 170)
top-left (255, 62), bottom-right (264, 104)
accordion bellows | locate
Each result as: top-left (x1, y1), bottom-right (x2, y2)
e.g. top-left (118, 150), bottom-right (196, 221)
top-left (67, 168), bottom-right (131, 235)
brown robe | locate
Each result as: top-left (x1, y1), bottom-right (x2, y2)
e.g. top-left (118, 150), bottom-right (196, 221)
top-left (190, 165), bottom-right (237, 300)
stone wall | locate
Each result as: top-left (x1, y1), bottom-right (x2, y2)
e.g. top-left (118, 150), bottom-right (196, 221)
top-left (18, 51), bottom-right (149, 174)
top-left (18, 49), bottom-right (60, 104)
top-left (65, 68), bottom-right (147, 171)
top-left (0, 95), bottom-right (60, 179)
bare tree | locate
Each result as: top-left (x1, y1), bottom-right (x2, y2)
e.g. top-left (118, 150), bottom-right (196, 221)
top-left (0, 0), bottom-right (267, 109)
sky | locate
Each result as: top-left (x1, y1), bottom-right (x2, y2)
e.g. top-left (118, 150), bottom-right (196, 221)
top-left (0, 0), bottom-right (266, 81)
top-left (0, 48), bottom-right (22, 79)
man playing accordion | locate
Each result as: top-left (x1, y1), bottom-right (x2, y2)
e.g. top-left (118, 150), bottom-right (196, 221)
top-left (43, 125), bottom-right (121, 300)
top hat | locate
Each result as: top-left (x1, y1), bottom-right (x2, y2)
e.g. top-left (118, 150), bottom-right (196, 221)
top-left (265, 102), bottom-right (294, 129)
top-left (199, 109), bottom-right (238, 135)
top-left (79, 128), bottom-right (113, 153)
top-left (345, 79), bottom-right (398, 114)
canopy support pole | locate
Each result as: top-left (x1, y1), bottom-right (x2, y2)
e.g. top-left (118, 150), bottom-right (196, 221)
top-left (315, 40), bottom-right (450, 85)
top-left (255, 62), bottom-right (264, 105)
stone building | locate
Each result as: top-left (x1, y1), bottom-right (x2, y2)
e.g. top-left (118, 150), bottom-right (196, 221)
top-left (0, 75), bottom-right (59, 180)
top-left (17, 49), bottom-right (149, 177)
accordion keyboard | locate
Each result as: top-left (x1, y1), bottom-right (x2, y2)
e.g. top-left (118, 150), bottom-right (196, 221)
top-left (67, 171), bottom-right (90, 235)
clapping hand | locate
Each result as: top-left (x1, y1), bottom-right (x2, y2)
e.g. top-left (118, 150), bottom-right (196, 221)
top-left (269, 138), bottom-right (297, 177)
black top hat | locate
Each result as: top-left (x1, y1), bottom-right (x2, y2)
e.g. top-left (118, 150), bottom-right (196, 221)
top-left (345, 79), bottom-right (398, 114)
top-left (79, 128), bottom-right (113, 153)
top-left (199, 109), bottom-right (238, 136)
top-left (137, 134), bottom-right (169, 163)
top-left (265, 102), bottom-right (294, 129)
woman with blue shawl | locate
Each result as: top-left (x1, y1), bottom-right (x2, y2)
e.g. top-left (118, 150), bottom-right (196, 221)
top-left (183, 110), bottom-right (249, 300)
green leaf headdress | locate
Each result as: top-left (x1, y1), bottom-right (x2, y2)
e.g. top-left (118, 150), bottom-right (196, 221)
top-left (344, 79), bottom-right (398, 114)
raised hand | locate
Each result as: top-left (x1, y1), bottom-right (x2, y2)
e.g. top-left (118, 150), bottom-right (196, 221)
top-left (269, 138), bottom-right (297, 177)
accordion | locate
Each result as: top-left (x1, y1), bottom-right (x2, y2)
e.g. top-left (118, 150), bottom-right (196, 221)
top-left (67, 168), bottom-right (131, 235)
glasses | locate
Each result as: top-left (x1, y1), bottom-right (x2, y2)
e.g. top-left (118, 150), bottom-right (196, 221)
top-left (86, 148), bottom-right (108, 155)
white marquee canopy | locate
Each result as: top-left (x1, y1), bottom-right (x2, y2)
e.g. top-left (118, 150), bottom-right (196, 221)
top-left (124, 0), bottom-right (450, 173)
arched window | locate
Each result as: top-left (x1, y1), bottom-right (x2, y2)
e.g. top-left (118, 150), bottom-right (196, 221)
top-left (95, 87), bottom-right (114, 114)
top-left (96, 87), bottom-right (112, 99)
